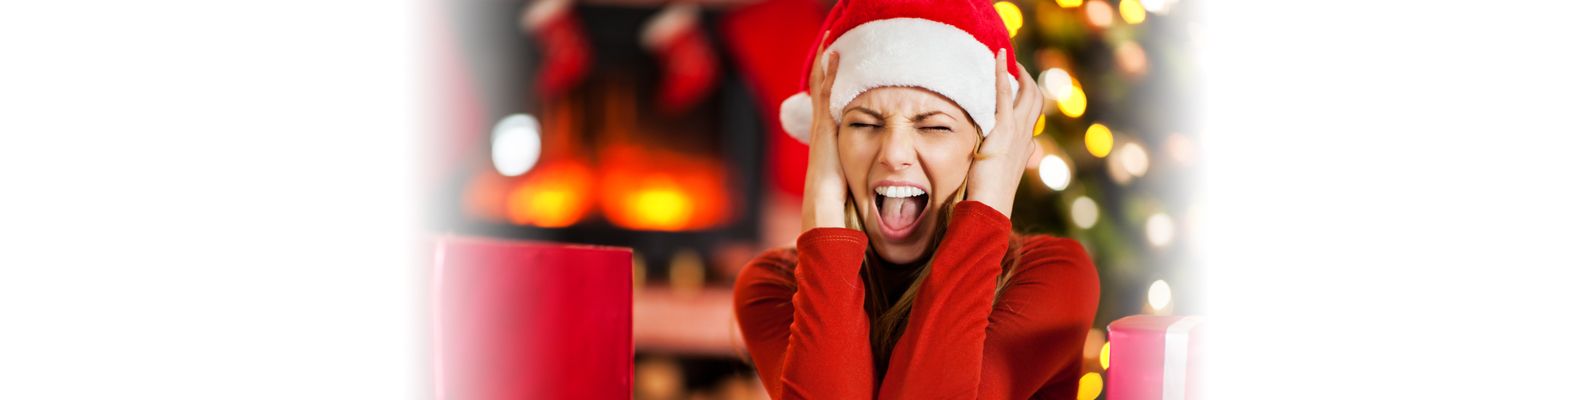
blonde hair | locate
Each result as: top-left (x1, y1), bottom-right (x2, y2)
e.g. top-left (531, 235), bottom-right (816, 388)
top-left (847, 132), bottom-right (1024, 381)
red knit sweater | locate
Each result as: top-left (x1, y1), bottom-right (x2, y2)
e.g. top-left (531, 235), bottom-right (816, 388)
top-left (733, 201), bottom-right (1100, 399)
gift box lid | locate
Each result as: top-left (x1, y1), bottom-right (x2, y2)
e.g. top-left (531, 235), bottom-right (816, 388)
top-left (1106, 315), bottom-right (1204, 400)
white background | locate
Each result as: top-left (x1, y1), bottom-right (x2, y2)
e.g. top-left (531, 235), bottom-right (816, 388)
top-left (1, 1), bottom-right (427, 398)
top-left (1198, 1), bottom-right (1595, 398)
top-left (2, 0), bottom-right (1592, 398)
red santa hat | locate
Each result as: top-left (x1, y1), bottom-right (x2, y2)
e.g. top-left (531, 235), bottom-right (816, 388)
top-left (778, 0), bottom-right (1022, 144)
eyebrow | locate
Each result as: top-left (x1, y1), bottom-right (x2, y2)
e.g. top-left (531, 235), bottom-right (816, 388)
top-left (841, 107), bottom-right (951, 122)
top-left (842, 106), bottom-right (883, 119)
top-left (911, 111), bottom-right (950, 122)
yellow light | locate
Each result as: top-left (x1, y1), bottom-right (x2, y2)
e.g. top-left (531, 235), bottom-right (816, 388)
top-left (1077, 372), bottom-right (1103, 400)
top-left (630, 183), bottom-right (692, 231)
top-left (1099, 342), bottom-right (1111, 369)
top-left (510, 184), bottom-right (580, 227)
top-left (1056, 0), bottom-right (1083, 8)
top-left (1059, 84), bottom-right (1084, 119)
top-left (1084, 123), bottom-right (1113, 158)
top-left (995, 1), bottom-right (1024, 38)
top-left (1034, 114), bottom-right (1046, 136)
top-left (1059, 77), bottom-right (1084, 117)
top-left (506, 162), bottom-right (592, 228)
top-left (1084, 0), bottom-right (1113, 28)
top-left (1148, 279), bottom-right (1172, 311)
top-left (1120, 0), bottom-right (1146, 25)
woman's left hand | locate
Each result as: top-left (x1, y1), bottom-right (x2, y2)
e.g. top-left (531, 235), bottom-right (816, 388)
top-left (966, 48), bottom-right (1042, 218)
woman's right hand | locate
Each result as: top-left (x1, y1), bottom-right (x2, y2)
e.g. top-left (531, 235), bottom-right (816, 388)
top-left (801, 32), bottom-right (846, 231)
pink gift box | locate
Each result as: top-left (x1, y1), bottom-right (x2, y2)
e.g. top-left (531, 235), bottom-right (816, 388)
top-left (1107, 315), bottom-right (1205, 400)
top-left (433, 237), bottom-right (634, 400)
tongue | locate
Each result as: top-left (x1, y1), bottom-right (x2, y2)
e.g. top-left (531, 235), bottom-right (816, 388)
top-left (880, 196), bottom-right (924, 229)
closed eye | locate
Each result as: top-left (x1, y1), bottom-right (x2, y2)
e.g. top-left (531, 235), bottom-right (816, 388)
top-left (849, 122), bottom-right (882, 129)
top-left (920, 126), bottom-right (953, 132)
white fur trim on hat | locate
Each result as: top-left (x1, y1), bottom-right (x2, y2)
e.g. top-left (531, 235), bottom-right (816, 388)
top-left (779, 92), bottom-right (813, 143)
top-left (824, 18), bottom-right (1018, 141)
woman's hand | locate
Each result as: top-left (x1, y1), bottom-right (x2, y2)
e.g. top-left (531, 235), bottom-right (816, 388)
top-left (801, 32), bottom-right (847, 231)
top-left (966, 49), bottom-right (1042, 218)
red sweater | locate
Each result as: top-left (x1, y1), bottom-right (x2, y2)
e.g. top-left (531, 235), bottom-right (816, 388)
top-left (734, 201), bottom-right (1100, 399)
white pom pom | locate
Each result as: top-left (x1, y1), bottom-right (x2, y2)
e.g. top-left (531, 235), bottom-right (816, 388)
top-left (779, 92), bottom-right (812, 144)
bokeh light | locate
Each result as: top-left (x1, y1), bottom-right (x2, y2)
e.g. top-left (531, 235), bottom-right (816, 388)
top-left (1059, 78), bottom-right (1087, 118)
top-left (1119, 141), bottom-right (1149, 177)
top-left (1115, 41), bottom-right (1148, 76)
top-left (1167, 132), bottom-right (1195, 165)
top-left (1039, 154), bottom-right (1072, 190)
top-left (1084, 123), bottom-right (1114, 158)
top-left (995, 1), bottom-right (1024, 38)
top-left (1084, 0), bottom-right (1113, 29)
top-left (1119, 0), bottom-right (1146, 25)
top-left (491, 114), bottom-right (540, 177)
top-left (1070, 196), bottom-right (1099, 229)
top-left (506, 161), bottom-right (593, 228)
top-left (1141, 0), bottom-right (1175, 14)
top-left (1099, 341), bottom-right (1110, 369)
top-left (1078, 372), bottom-right (1103, 400)
top-left (1148, 279), bottom-right (1172, 311)
top-left (1040, 68), bottom-right (1074, 101)
top-left (1146, 212), bottom-right (1174, 247)
top-left (1056, 0), bottom-right (1083, 8)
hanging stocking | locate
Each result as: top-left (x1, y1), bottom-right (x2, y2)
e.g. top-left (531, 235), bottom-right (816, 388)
top-left (641, 5), bottom-right (720, 114)
top-left (721, 0), bottom-right (827, 197)
top-left (522, 0), bottom-right (593, 99)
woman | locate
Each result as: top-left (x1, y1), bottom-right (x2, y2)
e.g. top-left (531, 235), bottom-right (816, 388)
top-left (733, 0), bottom-right (1100, 398)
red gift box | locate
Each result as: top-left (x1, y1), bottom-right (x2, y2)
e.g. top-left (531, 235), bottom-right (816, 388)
top-left (433, 236), bottom-right (633, 400)
top-left (1106, 315), bottom-right (1205, 400)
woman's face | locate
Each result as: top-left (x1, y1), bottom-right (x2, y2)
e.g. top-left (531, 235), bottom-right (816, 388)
top-left (838, 87), bottom-right (981, 264)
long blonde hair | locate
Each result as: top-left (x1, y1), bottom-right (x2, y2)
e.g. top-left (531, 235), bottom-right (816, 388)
top-left (848, 133), bottom-right (1024, 382)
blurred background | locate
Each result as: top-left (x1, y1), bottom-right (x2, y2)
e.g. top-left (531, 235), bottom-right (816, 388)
top-left (12, 1), bottom-right (1595, 398)
top-left (430, 0), bottom-right (1198, 398)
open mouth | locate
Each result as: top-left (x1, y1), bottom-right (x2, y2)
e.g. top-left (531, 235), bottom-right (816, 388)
top-left (873, 183), bottom-right (930, 241)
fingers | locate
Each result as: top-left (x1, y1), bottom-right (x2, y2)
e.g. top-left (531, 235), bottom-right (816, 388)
top-left (993, 49), bottom-right (1012, 121)
top-left (808, 31), bottom-right (830, 94)
top-left (811, 50), bottom-right (840, 139)
top-left (821, 51), bottom-right (839, 101)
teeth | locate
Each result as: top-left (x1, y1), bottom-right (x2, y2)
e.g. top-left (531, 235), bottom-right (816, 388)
top-left (873, 185), bottom-right (926, 198)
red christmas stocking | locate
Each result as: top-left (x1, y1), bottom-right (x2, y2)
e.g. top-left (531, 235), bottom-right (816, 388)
top-left (522, 0), bottom-right (593, 99)
top-left (720, 0), bottom-right (827, 197)
top-left (642, 5), bottom-right (720, 114)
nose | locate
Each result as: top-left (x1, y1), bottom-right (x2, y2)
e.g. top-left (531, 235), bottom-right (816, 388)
top-left (878, 124), bottom-right (916, 172)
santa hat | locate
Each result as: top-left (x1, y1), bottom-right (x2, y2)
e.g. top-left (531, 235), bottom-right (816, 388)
top-left (778, 0), bottom-right (1021, 144)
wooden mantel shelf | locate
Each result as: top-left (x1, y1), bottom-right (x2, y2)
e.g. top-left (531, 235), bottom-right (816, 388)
top-left (633, 286), bottom-right (747, 357)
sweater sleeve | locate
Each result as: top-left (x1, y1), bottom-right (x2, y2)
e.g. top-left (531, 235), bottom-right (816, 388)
top-left (977, 235), bottom-right (1100, 399)
top-left (732, 227), bottom-right (875, 399)
top-left (878, 201), bottom-right (1012, 399)
top-left (879, 201), bottom-right (1101, 399)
